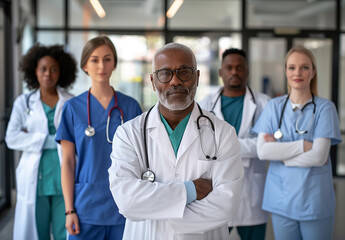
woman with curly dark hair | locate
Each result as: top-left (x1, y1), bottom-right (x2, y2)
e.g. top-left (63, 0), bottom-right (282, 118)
top-left (5, 44), bottom-right (77, 240)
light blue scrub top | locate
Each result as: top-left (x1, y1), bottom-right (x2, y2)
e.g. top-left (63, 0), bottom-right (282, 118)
top-left (56, 91), bottom-right (142, 225)
top-left (253, 95), bottom-right (342, 220)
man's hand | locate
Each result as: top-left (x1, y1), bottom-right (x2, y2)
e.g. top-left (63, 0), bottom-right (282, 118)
top-left (193, 178), bottom-right (213, 200)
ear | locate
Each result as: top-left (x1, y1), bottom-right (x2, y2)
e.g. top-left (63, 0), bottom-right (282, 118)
top-left (150, 74), bottom-right (156, 91)
top-left (196, 70), bottom-right (200, 87)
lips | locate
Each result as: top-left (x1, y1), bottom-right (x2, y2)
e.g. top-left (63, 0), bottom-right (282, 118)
top-left (166, 87), bottom-right (188, 96)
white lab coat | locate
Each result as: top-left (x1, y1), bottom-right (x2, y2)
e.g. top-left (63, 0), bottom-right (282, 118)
top-left (109, 102), bottom-right (244, 240)
top-left (5, 87), bottom-right (73, 240)
top-left (199, 86), bottom-right (270, 226)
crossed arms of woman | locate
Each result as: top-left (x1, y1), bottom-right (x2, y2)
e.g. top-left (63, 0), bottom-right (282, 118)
top-left (256, 132), bottom-right (331, 167)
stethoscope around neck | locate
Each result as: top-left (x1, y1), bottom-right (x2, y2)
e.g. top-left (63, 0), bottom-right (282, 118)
top-left (26, 90), bottom-right (38, 115)
top-left (84, 88), bottom-right (124, 143)
top-left (274, 94), bottom-right (316, 140)
top-left (210, 87), bottom-right (257, 128)
top-left (141, 104), bottom-right (218, 182)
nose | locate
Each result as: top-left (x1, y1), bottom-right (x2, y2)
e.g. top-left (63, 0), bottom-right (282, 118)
top-left (169, 70), bottom-right (183, 86)
top-left (296, 68), bottom-right (302, 75)
top-left (98, 60), bottom-right (105, 69)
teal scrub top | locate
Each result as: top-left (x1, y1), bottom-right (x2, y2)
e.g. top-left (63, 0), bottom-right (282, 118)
top-left (221, 95), bottom-right (244, 135)
top-left (160, 112), bottom-right (191, 157)
top-left (37, 103), bottom-right (62, 196)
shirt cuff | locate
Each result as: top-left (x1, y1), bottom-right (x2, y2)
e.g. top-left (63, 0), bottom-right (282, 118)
top-left (43, 134), bottom-right (57, 149)
top-left (184, 181), bottom-right (197, 205)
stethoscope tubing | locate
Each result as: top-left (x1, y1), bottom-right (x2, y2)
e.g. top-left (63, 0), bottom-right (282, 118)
top-left (275, 94), bottom-right (316, 139)
top-left (86, 88), bottom-right (124, 143)
top-left (143, 103), bottom-right (217, 172)
top-left (210, 87), bottom-right (256, 128)
top-left (26, 90), bottom-right (38, 115)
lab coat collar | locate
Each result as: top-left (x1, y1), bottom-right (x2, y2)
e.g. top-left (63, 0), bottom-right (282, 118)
top-left (28, 86), bottom-right (71, 102)
top-left (145, 102), bottom-right (200, 164)
top-left (238, 86), bottom-right (257, 137)
top-left (210, 87), bottom-right (224, 120)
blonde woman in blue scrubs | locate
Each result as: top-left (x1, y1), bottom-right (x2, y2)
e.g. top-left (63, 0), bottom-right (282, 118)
top-left (253, 46), bottom-right (341, 240)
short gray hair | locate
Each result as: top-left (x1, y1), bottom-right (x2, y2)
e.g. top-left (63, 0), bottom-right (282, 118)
top-left (152, 42), bottom-right (197, 70)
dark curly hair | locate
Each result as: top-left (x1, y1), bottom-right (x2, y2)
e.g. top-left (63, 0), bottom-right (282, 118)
top-left (19, 44), bottom-right (77, 89)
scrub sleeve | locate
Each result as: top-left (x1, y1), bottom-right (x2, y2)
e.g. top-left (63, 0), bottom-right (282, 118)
top-left (56, 91), bottom-right (142, 239)
top-left (252, 95), bottom-right (342, 220)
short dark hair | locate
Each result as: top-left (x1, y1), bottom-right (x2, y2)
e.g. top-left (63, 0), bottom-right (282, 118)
top-left (19, 44), bottom-right (77, 89)
top-left (222, 48), bottom-right (247, 62)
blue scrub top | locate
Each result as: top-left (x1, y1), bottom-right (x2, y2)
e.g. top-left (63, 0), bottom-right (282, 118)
top-left (56, 91), bottom-right (142, 225)
top-left (253, 95), bottom-right (342, 220)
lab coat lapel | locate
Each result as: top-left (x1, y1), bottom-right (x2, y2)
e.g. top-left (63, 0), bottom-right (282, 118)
top-left (176, 103), bottom-right (199, 161)
top-left (212, 87), bottom-right (224, 120)
top-left (147, 104), bottom-right (176, 165)
top-left (29, 90), bottom-right (48, 132)
top-left (238, 87), bottom-right (256, 138)
top-left (55, 87), bottom-right (72, 129)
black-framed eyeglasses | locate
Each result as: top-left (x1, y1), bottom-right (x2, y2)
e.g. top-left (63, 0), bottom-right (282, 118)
top-left (153, 66), bottom-right (196, 83)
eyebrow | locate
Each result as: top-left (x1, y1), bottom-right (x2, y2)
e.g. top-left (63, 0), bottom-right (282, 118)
top-left (90, 54), bottom-right (112, 58)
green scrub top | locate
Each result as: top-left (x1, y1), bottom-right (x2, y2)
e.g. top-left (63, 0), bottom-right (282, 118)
top-left (160, 112), bottom-right (191, 157)
top-left (37, 102), bottom-right (62, 196)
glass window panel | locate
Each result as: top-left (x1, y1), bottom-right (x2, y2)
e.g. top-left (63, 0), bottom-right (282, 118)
top-left (342, 0), bottom-right (345, 31)
top-left (173, 34), bottom-right (242, 101)
top-left (37, 31), bottom-right (65, 45)
top-left (247, 0), bottom-right (336, 30)
top-left (293, 38), bottom-right (332, 100)
top-left (168, 0), bottom-right (241, 30)
top-left (67, 32), bottom-right (164, 111)
top-left (249, 38), bottom-right (286, 97)
top-left (337, 35), bottom-right (345, 175)
top-left (0, 6), bottom-right (5, 202)
top-left (69, 0), bottom-right (164, 29)
top-left (37, 0), bottom-right (63, 27)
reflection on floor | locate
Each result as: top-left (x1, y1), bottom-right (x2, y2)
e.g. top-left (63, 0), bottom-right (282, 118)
top-left (0, 178), bottom-right (345, 240)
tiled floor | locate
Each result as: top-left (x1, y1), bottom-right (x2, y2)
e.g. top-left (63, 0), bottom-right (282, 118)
top-left (1, 178), bottom-right (345, 240)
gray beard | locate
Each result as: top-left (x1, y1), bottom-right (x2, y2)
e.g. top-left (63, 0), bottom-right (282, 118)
top-left (155, 82), bottom-right (197, 111)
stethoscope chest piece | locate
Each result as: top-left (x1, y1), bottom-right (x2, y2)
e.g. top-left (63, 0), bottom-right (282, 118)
top-left (274, 129), bottom-right (283, 140)
top-left (141, 169), bottom-right (155, 182)
top-left (85, 126), bottom-right (95, 137)
top-left (26, 109), bottom-right (33, 115)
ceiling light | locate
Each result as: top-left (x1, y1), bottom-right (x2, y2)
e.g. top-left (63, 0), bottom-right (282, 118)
top-left (166, 0), bottom-right (184, 19)
top-left (90, 0), bottom-right (106, 18)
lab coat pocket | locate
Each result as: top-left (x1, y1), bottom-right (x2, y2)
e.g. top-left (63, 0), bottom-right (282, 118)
top-left (196, 159), bottom-right (214, 179)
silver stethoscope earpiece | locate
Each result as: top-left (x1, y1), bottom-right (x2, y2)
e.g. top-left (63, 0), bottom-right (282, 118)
top-left (274, 94), bottom-right (316, 140)
top-left (85, 88), bottom-right (124, 143)
top-left (141, 104), bottom-right (218, 182)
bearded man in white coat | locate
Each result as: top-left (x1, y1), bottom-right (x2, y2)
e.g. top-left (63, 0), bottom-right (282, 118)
top-left (108, 43), bottom-right (244, 240)
top-left (199, 48), bottom-right (270, 240)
